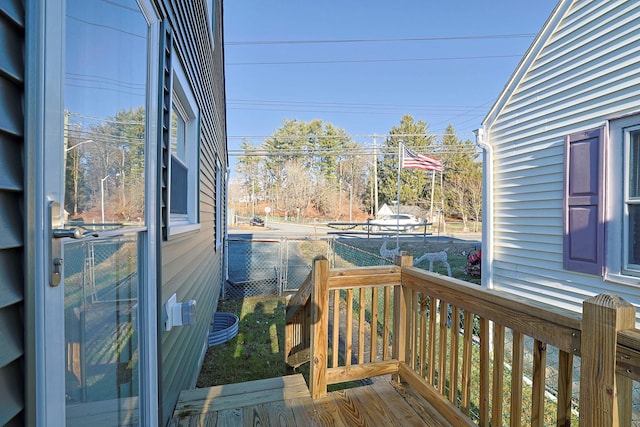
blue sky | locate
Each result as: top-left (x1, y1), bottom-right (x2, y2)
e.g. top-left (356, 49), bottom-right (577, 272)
top-left (223, 0), bottom-right (559, 155)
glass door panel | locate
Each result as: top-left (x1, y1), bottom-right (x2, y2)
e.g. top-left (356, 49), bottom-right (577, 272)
top-left (62, 1), bottom-right (150, 425)
top-left (63, 0), bottom-right (147, 230)
top-left (64, 234), bottom-right (140, 426)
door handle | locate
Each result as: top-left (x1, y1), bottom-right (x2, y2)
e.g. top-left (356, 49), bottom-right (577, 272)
top-left (49, 201), bottom-right (98, 287)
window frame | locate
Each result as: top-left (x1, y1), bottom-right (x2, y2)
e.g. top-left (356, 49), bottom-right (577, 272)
top-left (167, 53), bottom-right (200, 236)
top-left (606, 115), bottom-right (640, 282)
top-left (626, 127), bottom-right (640, 272)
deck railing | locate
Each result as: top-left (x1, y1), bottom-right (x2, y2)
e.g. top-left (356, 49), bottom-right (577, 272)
top-left (285, 253), bottom-right (640, 426)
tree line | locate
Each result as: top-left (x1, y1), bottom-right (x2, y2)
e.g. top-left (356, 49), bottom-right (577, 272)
top-left (235, 114), bottom-right (482, 229)
top-left (64, 108), bottom-right (145, 223)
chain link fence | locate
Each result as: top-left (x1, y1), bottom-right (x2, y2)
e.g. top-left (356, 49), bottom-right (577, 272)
top-left (63, 236), bottom-right (139, 403)
top-left (224, 237), bottom-right (395, 299)
top-left (65, 237), bottom-right (139, 305)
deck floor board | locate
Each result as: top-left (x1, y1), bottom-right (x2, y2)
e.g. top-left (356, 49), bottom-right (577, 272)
top-left (169, 374), bottom-right (455, 426)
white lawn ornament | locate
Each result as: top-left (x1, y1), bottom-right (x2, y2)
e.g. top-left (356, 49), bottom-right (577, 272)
top-left (379, 238), bottom-right (400, 260)
top-left (414, 249), bottom-right (451, 276)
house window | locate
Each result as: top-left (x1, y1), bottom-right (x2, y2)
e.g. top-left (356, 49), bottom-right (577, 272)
top-left (170, 103), bottom-right (188, 215)
top-left (622, 124), bottom-right (640, 275)
top-left (168, 56), bottom-right (200, 235)
top-left (606, 117), bottom-right (640, 280)
top-left (625, 127), bottom-right (640, 270)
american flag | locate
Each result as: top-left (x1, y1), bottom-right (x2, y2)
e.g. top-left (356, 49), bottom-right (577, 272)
top-left (402, 145), bottom-right (444, 172)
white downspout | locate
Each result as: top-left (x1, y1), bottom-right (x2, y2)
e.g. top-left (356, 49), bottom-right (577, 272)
top-left (474, 128), bottom-right (493, 289)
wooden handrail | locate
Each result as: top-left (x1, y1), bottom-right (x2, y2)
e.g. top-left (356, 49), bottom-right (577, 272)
top-left (284, 252), bottom-right (640, 426)
top-left (617, 329), bottom-right (640, 381)
top-left (284, 262), bottom-right (316, 369)
top-left (401, 267), bottom-right (582, 355)
top-left (285, 270), bottom-right (312, 323)
top-left (328, 265), bottom-right (400, 289)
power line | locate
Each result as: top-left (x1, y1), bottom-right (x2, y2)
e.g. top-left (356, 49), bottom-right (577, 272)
top-left (64, 82), bottom-right (145, 97)
top-left (229, 99), bottom-right (479, 109)
top-left (430, 99), bottom-right (495, 129)
top-left (228, 107), bottom-right (486, 117)
top-left (67, 14), bottom-right (145, 40)
top-left (67, 112), bottom-right (145, 125)
top-left (228, 133), bottom-right (476, 140)
top-left (225, 33), bottom-right (537, 46)
top-left (227, 100), bottom-right (483, 115)
top-left (228, 148), bottom-right (480, 158)
top-left (66, 72), bottom-right (145, 90)
top-left (226, 99), bottom-right (490, 124)
top-left (227, 54), bottom-right (522, 66)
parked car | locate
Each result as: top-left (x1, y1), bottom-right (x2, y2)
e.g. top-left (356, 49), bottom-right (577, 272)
top-left (249, 216), bottom-right (265, 227)
top-left (365, 214), bottom-right (421, 231)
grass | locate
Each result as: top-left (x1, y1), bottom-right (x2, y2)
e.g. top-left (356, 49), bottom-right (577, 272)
top-left (197, 237), bottom-right (481, 390)
top-left (197, 296), bottom-right (288, 386)
top-left (337, 238), bottom-right (481, 284)
top-left (197, 295), bottom-right (363, 391)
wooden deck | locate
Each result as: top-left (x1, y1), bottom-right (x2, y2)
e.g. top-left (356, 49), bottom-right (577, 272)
top-left (168, 374), bottom-right (453, 426)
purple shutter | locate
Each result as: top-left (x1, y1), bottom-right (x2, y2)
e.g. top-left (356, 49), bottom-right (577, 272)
top-left (563, 128), bottom-right (604, 275)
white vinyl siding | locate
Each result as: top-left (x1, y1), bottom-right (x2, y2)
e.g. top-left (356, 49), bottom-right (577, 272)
top-left (485, 0), bottom-right (640, 313)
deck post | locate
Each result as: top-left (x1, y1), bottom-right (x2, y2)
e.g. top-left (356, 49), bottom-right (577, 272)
top-left (579, 294), bottom-right (635, 427)
top-left (309, 256), bottom-right (329, 399)
top-left (393, 252), bottom-right (413, 382)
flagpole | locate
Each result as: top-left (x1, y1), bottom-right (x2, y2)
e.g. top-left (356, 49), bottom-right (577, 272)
top-left (396, 141), bottom-right (402, 249)
top-left (429, 169), bottom-right (436, 222)
top-left (440, 170), bottom-right (445, 233)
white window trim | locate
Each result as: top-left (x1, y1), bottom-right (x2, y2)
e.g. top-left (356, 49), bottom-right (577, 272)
top-left (605, 116), bottom-right (640, 285)
top-left (168, 54), bottom-right (200, 237)
top-left (623, 125), bottom-right (640, 275)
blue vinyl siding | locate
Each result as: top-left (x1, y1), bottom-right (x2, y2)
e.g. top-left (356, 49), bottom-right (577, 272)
top-left (0, 0), bottom-right (25, 425)
top-left (158, 0), bottom-right (227, 424)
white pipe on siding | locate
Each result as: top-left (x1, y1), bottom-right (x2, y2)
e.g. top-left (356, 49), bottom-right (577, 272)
top-left (474, 128), bottom-right (493, 289)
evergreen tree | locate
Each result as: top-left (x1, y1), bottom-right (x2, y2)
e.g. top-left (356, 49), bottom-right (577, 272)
top-left (439, 124), bottom-right (482, 228)
top-left (377, 114), bottom-right (437, 212)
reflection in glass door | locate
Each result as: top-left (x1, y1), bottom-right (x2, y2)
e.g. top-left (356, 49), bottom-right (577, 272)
top-left (64, 235), bottom-right (140, 424)
top-left (62, 1), bottom-right (150, 425)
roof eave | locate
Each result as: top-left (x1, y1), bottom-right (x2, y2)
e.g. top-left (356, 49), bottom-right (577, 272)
top-left (482, 0), bottom-right (576, 132)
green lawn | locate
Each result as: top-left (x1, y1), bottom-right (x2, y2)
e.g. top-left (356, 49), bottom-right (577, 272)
top-left (198, 237), bottom-right (481, 389)
top-left (197, 296), bottom-right (288, 386)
